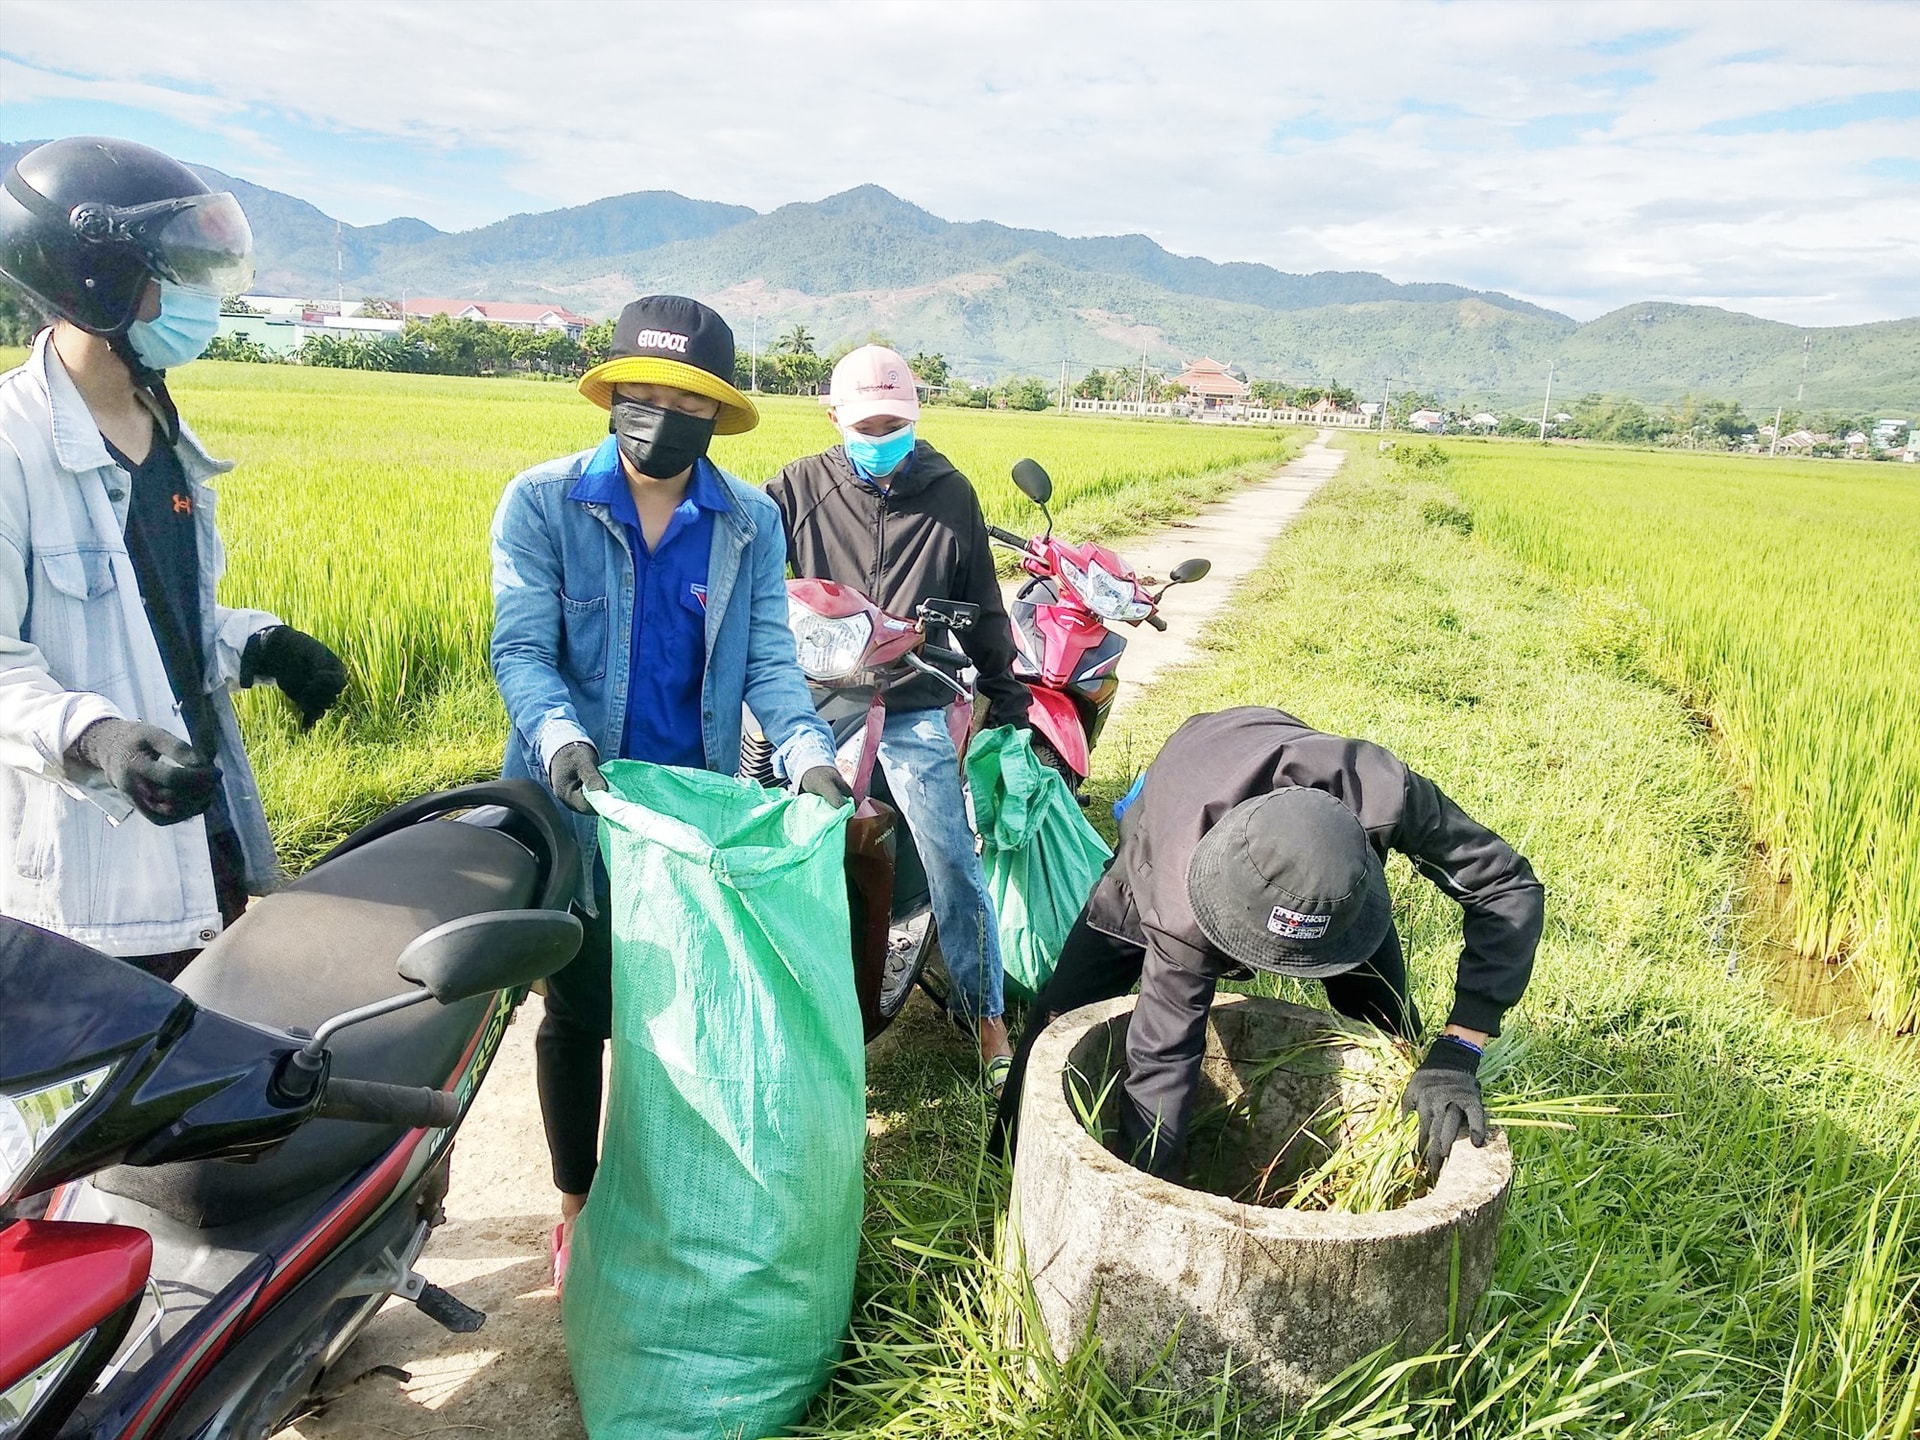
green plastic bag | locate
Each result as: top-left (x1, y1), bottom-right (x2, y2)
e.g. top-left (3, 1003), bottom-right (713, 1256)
top-left (964, 726), bottom-right (1113, 1001)
top-left (563, 761), bottom-right (865, 1440)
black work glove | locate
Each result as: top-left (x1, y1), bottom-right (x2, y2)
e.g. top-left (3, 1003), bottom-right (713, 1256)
top-left (549, 742), bottom-right (608, 815)
top-left (242, 626), bottom-right (348, 729)
top-left (1401, 1037), bottom-right (1490, 1173)
top-left (66, 717), bottom-right (218, 826)
top-left (800, 764), bottom-right (854, 808)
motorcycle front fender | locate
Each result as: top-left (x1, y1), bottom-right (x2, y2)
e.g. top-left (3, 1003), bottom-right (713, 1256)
top-left (1025, 686), bottom-right (1091, 779)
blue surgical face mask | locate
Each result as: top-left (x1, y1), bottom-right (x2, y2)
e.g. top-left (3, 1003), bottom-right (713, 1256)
top-left (126, 280), bottom-right (223, 371)
top-left (843, 424), bottom-right (915, 479)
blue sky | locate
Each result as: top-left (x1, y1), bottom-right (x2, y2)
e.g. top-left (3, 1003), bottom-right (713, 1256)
top-left (3, 0), bottom-right (1916, 325)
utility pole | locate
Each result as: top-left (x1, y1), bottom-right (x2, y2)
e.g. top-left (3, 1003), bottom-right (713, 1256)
top-left (1796, 333), bottom-right (1811, 406)
top-left (1136, 342), bottom-right (1150, 413)
top-left (1380, 377), bottom-right (1392, 431)
top-left (749, 311), bottom-right (759, 393)
top-left (1537, 365), bottom-right (1555, 443)
top-left (1770, 404), bottom-right (1783, 458)
top-left (334, 221), bottom-right (344, 311)
top-left (1059, 357), bottom-right (1069, 414)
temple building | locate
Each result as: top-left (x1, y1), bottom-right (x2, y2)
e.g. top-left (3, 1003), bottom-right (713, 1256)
top-left (1171, 356), bottom-right (1250, 409)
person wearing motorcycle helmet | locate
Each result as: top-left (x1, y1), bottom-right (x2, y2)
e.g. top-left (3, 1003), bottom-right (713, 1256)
top-left (0, 137), bottom-right (348, 978)
top-left (767, 346), bottom-right (1032, 1091)
top-left (992, 706), bottom-right (1545, 1180)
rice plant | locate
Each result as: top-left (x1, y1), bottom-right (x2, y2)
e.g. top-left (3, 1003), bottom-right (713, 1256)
top-left (1434, 442), bottom-right (1920, 1030)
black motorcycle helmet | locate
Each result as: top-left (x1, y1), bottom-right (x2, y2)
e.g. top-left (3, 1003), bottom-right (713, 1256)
top-left (0, 136), bottom-right (254, 336)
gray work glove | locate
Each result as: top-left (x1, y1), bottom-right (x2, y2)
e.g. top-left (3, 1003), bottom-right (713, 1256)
top-left (66, 717), bottom-right (218, 826)
top-left (1401, 1037), bottom-right (1489, 1173)
top-left (800, 764), bottom-right (854, 807)
top-left (549, 742), bottom-right (608, 815)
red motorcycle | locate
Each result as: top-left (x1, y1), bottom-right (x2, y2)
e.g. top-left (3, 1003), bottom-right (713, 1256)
top-left (741, 580), bottom-right (979, 1042)
top-left (987, 459), bottom-right (1210, 787)
top-left (0, 783), bottom-right (581, 1440)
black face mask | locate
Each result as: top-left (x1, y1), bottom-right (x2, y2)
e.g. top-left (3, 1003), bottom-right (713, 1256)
top-left (610, 398), bottom-right (717, 479)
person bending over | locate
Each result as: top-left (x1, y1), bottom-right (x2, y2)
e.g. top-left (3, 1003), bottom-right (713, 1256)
top-left (766, 346), bottom-right (1032, 1091)
top-left (489, 295), bottom-right (845, 1289)
top-left (993, 706), bottom-right (1544, 1178)
top-left (0, 137), bottom-right (346, 977)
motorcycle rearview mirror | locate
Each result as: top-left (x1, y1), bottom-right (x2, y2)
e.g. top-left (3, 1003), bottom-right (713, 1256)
top-left (1151, 557), bottom-right (1213, 603)
top-left (275, 910), bottom-right (585, 1106)
top-left (396, 910), bottom-right (584, 1004)
top-left (1010, 458), bottom-right (1053, 506)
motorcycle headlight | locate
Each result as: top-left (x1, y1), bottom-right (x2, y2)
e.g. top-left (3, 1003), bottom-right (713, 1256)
top-left (788, 601), bottom-right (873, 682)
top-left (0, 1332), bottom-right (92, 1436)
top-left (1059, 557), bottom-right (1152, 623)
top-left (0, 1064), bottom-right (112, 1199)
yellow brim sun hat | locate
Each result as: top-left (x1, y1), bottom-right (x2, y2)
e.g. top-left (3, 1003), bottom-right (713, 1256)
top-left (577, 295), bottom-right (759, 435)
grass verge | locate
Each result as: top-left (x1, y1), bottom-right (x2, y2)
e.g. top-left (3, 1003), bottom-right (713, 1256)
top-left (810, 435), bottom-right (1920, 1437)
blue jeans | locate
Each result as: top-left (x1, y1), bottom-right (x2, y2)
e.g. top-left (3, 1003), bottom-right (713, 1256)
top-left (840, 706), bottom-right (1004, 1022)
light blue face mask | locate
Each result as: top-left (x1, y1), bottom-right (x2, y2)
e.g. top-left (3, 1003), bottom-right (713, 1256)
top-left (843, 424), bottom-right (915, 479)
top-left (126, 281), bottom-right (223, 371)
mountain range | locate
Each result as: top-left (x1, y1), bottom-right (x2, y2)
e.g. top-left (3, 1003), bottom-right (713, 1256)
top-left (3, 140), bottom-right (1914, 413)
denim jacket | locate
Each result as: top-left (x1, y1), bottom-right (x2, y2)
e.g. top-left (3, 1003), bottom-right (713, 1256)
top-left (490, 439), bottom-right (835, 904)
top-left (0, 331), bottom-right (282, 956)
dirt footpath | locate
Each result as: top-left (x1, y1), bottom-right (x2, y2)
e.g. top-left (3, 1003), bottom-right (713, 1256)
top-left (277, 433), bottom-right (1345, 1439)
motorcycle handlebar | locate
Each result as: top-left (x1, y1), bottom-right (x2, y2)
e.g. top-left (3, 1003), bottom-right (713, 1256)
top-left (986, 524), bottom-right (1031, 550)
top-left (920, 644), bottom-right (970, 670)
top-left (317, 1078), bottom-right (460, 1129)
top-left (1146, 613), bottom-right (1168, 631)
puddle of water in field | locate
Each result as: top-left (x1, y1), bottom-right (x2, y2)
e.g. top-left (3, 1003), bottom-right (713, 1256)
top-left (1735, 871), bottom-right (1915, 1054)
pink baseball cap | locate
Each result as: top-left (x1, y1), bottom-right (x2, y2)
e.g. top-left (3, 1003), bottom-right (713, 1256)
top-left (828, 345), bottom-right (921, 426)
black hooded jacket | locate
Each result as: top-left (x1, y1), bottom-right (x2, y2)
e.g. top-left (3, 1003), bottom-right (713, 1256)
top-left (1088, 707), bottom-right (1545, 1035)
top-left (766, 441), bottom-right (1032, 726)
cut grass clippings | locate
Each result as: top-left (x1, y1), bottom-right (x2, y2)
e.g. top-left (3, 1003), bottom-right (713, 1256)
top-left (803, 436), bottom-right (1920, 1438)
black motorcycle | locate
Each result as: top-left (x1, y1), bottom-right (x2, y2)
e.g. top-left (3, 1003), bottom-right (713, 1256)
top-left (0, 781), bottom-right (580, 1440)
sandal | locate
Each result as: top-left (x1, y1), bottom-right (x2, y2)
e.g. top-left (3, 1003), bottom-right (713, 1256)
top-left (551, 1221), bottom-right (571, 1298)
top-left (985, 1053), bottom-right (1013, 1098)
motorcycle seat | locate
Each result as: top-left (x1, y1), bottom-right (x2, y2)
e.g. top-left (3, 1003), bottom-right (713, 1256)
top-left (92, 821), bottom-right (539, 1229)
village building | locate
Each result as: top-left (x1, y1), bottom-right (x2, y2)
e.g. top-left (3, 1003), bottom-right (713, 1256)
top-left (1170, 356), bottom-right (1250, 410)
top-left (404, 298), bottom-right (591, 339)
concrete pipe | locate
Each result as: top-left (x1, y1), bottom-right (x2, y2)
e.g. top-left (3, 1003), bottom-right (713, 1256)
top-left (1009, 993), bottom-right (1511, 1410)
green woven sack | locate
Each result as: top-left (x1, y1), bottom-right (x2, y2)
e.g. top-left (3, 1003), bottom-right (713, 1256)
top-left (964, 726), bottom-right (1113, 1001)
top-left (564, 762), bottom-right (865, 1439)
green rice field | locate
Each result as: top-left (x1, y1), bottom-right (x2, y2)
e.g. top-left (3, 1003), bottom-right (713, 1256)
top-left (1434, 442), bottom-right (1920, 1031)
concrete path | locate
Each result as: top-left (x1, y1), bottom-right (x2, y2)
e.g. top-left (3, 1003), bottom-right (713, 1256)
top-left (1021, 432), bottom-right (1346, 718)
top-left (277, 432), bottom-right (1344, 1440)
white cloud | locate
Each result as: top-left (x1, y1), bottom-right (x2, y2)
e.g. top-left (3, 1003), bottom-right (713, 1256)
top-left (1, 0), bottom-right (1916, 322)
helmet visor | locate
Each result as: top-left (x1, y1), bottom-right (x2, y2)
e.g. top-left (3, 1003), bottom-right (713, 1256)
top-left (79, 191), bottom-right (255, 296)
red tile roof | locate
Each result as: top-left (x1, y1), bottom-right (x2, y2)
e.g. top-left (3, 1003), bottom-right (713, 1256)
top-left (1174, 356), bottom-right (1249, 397)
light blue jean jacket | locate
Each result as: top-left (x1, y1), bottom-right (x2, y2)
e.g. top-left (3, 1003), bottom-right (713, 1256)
top-left (490, 439), bottom-right (835, 906)
top-left (0, 331), bottom-right (282, 956)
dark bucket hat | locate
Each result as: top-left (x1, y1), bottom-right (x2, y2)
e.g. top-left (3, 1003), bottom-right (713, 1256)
top-left (1185, 787), bottom-right (1392, 977)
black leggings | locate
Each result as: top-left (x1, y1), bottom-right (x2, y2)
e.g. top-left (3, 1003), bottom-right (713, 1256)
top-left (992, 910), bottom-right (1419, 1177)
top-left (537, 871), bottom-right (614, 1197)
